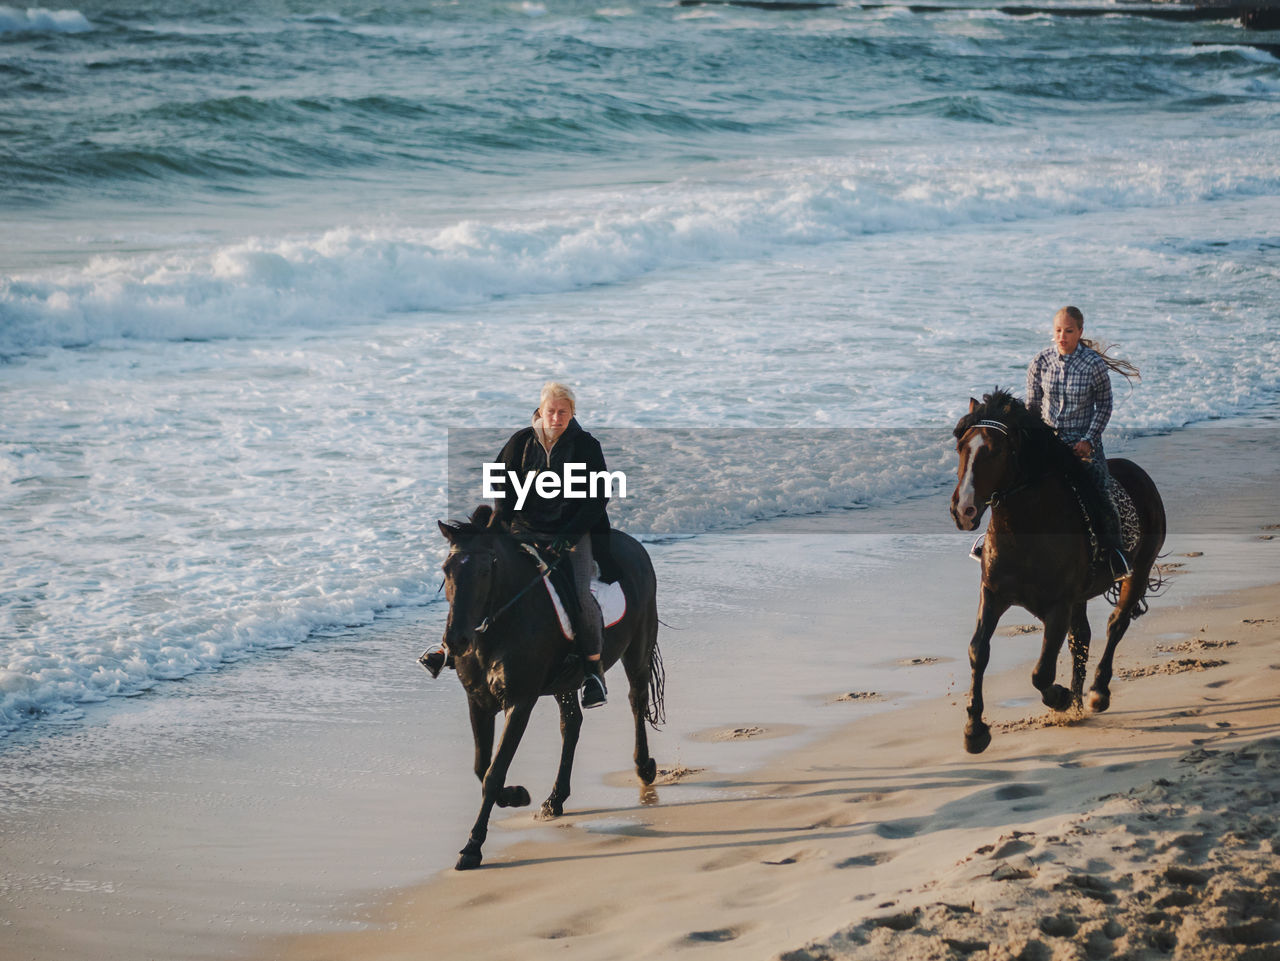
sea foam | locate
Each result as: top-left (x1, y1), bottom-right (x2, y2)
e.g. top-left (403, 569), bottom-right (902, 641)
top-left (0, 6), bottom-right (91, 34)
top-left (4, 151), bottom-right (1279, 354)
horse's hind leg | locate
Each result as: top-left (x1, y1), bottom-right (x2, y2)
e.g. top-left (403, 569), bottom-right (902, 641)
top-left (1089, 577), bottom-right (1145, 713)
top-left (1067, 603), bottom-right (1091, 710)
top-left (539, 691), bottom-right (582, 820)
top-left (457, 698), bottom-right (535, 871)
top-left (623, 634), bottom-right (658, 785)
top-left (1033, 605), bottom-right (1074, 712)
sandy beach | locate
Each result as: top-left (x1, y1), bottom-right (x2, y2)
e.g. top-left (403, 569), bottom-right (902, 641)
top-left (265, 428), bottom-right (1280, 961)
top-left (3, 428), bottom-right (1278, 961)
top-left (273, 575), bottom-right (1280, 961)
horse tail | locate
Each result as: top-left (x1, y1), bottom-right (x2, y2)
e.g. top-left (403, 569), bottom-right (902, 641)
top-left (644, 638), bottom-right (666, 729)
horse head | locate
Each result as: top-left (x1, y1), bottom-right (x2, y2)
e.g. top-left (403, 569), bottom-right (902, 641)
top-left (950, 392), bottom-right (1021, 531)
top-left (437, 505), bottom-right (506, 657)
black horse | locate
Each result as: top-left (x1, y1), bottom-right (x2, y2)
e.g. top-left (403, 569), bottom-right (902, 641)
top-left (437, 504), bottom-right (664, 870)
top-left (950, 390), bottom-right (1166, 754)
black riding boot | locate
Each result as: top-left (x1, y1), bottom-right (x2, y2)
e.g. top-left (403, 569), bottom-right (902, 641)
top-left (1099, 505), bottom-right (1130, 581)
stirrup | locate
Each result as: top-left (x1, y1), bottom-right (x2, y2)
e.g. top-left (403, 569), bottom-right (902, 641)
top-left (1108, 548), bottom-right (1132, 583)
top-left (969, 533), bottom-right (985, 562)
top-left (582, 672), bottom-right (607, 709)
top-left (418, 646), bottom-right (452, 679)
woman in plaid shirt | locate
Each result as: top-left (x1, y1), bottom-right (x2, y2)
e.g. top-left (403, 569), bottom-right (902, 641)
top-left (1026, 306), bottom-right (1139, 579)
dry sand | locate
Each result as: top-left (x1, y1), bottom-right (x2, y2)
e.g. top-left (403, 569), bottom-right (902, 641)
top-left (276, 557), bottom-right (1280, 961)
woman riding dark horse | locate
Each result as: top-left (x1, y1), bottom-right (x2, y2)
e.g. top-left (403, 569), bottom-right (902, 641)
top-left (1025, 305), bottom-right (1142, 579)
top-left (423, 381), bottom-right (618, 708)
top-left (436, 503), bottom-right (662, 869)
top-left (950, 388), bottom-right (1165, 754)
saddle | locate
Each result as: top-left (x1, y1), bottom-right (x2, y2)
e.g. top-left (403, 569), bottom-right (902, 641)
top-left (1069, 475), bottom-right (1140, 565)
top-left (519, 543), bottom-right (626, 643)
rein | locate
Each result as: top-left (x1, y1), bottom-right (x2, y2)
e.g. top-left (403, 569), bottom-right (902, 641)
top-left (448, 545), bottom-right (569, 635)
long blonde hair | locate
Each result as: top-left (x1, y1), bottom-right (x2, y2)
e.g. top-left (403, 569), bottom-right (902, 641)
top-left (1056, 306), bottom-right (1141, 383)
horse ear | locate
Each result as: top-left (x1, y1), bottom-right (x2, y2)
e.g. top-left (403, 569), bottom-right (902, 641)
top-left (438, 519), bottom-right (459, 543)
top-left (968, 397), bottom-right (980, 413)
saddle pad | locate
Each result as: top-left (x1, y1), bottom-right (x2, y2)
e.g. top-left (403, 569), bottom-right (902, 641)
top-left (590, 578), bottom-right (626, 628)
top-left (1108, 477), bottom-right (1141, 553)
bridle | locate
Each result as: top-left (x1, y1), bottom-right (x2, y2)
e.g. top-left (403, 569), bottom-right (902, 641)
top-left (959, 419), bottom-right (1038, 508)
top-left (444, 547), bottom-right (500, 634)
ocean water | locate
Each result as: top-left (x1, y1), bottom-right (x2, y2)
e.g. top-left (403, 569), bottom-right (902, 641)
top-left (3, 1), bottom-right (1280, 737)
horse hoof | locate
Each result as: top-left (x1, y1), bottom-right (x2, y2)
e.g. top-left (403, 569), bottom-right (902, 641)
top-left (964, 725), bottom-right (992, 755)
top-left (1088, 689), bottom-right (1111, 713)
top-left (538, 798), bottom-right (564, 820)
top-left (1043, 685), bottom-right (1073, 712)
top-left (498, 785), bottom-right (532, 808)
top-left (637, 757), bottom-right (657, 786)
top-left (456, 846), bottom-right (483, 871)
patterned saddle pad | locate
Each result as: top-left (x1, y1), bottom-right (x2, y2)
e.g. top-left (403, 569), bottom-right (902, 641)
top-left (1108, 476), bottom-right (1141, 553)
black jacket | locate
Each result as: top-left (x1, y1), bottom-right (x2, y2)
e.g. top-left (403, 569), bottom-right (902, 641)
top-left (493, 416), bottom-right (612, 544)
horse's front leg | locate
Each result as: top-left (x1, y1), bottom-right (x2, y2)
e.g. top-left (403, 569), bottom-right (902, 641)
top-left (1067, 602), bottom-right (1091, 709)
top-left (1033, 605), bottom-right (1074, 712)
top-left (539, 691), bottom-right (582, 820)
top-left (965, 588), bottom-right (1008, 754)
top-left (457, 698), bottom-right (535, 871)
top-left (468, 698), bottom-right (495, 785)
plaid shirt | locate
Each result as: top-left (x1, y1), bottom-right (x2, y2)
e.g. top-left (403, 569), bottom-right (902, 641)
top-left (1026, 344), bottom-right (1112, 448)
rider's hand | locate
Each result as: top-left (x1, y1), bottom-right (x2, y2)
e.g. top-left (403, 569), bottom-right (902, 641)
top-left (1073, 440), bottom-right (1093, 460)
top-left (549, 536), bottom-right (573, 557)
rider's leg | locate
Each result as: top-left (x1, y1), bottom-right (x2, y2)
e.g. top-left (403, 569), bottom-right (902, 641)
top-left (569, 536), bottom-right (607, 708)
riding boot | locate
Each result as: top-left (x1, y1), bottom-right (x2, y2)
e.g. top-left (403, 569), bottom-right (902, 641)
top-left (581, 659), bottom-right (607, 709)
top-left (418, 645), bottom-right (454, 678)
top-left (1099, 504), bottom-right (1130, 582)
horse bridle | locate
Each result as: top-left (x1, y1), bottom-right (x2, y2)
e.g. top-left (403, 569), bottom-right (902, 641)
top-left (444, 547), bottom-right (502, 634)
top-left (960, 419), bottom-right (1038, 508)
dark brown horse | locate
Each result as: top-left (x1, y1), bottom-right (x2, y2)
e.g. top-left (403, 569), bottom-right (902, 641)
top-left (950, 390), bottom-right (1166, 754)
top-left (437, 504), bottom-right (664, 870)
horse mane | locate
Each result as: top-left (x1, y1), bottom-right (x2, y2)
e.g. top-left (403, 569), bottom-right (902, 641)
top-left (448, 504), bottom-right (505, 536)
top-left (955, 388), bottom-right (1111, 528)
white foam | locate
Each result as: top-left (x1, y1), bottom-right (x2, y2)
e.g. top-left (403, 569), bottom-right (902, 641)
top-left (5, 147), bottom-right (1280, 354)
top-left (0, 6), bottom-right (91, 34)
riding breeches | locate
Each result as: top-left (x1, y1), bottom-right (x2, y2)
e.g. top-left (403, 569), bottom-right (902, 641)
top-left (568, 536), bottom-right (604, 659)
top-left (1078, 442), bottom-right (1122, 550)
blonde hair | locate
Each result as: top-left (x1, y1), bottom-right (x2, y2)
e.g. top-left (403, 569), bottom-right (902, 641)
top-left (539, 380), bottom-right (576, 414)
top-left (1054, 306), bottom-right (1141, 383)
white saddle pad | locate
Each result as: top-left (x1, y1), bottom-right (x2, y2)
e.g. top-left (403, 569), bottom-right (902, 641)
top-left (590, 578), bottom-right (626, 628)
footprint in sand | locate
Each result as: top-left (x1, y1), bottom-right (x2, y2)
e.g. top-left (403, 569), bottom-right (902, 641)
top-left (682, 924), bottom-right (752, 944)
top-left (994, 784), bottom-right (1047, 801)
top-left (835, 851), bottom-right (894, 869)
top-left (875, 817), bottom-right (928, 839)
